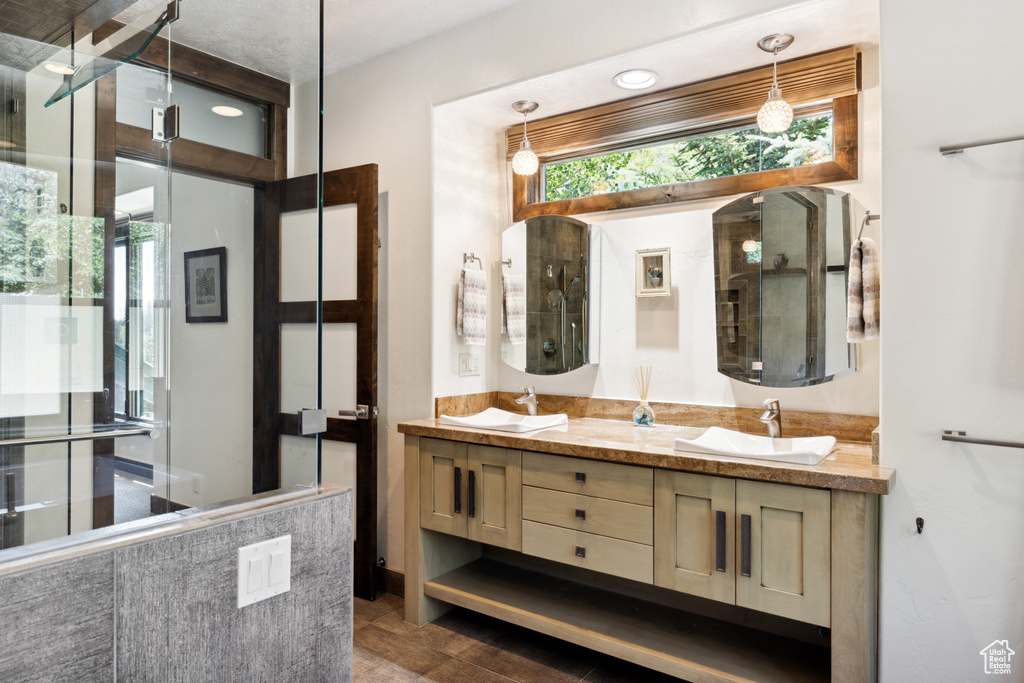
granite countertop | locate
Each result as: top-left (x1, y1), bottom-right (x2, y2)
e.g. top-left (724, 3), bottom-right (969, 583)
top-left (398, 417), bottom-right (894, 495)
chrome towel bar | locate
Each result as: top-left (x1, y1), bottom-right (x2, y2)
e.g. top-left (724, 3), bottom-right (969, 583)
top-left (939, 134), bottom-right (1024, 156)
top-left (0, 427), bottom-right (153, 448)
top-left (941, 430), bottom-right (1024, 450)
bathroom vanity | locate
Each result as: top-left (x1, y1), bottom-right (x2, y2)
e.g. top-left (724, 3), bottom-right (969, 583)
top-left (399, 416), bottom-right (893, 683)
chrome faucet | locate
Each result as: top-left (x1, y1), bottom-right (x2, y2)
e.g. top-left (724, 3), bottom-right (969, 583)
top-left (760, 398), bottom-right (782, 438)
top-left (515, 386), bottom-right (538, 416)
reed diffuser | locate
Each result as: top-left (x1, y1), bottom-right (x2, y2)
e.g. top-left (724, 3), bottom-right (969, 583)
top-left (631, 365), bottom-right (656, 426)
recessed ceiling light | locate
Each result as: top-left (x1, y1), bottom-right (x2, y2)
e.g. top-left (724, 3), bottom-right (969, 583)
top-left (211, 105), bottom-right (243, 117)
top-left (45, 63), bottom-right (76, 76)
top-left (613, 69), bottom-right (658, 90)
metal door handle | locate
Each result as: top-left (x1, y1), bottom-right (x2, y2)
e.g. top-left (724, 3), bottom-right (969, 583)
top-left (338, 405), bottom-right (377, 420)
top-left (454, 467), bottom-right (462, 514)
top-left (715, 510), bottom-right (726, 573)
top-left (467, 470), bottom-right (476, 518)
top-left (740, 513), bottom-right (752, 577)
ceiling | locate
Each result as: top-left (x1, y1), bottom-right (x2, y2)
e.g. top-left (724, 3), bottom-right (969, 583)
top-left (440, 0), bottom-right (880, 131)
top-left (115, 0), bottom-right (532, 82)
top-left (0, 0), bottom-right (135, 44)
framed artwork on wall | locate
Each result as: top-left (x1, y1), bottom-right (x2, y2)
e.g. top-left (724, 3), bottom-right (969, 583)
top-left (184, 246), bottom-right (227, 323)
top-left (636, 247), bottom-right (671, 297)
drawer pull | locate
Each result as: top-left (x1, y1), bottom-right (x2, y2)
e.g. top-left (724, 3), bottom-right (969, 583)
top-left (575, 508), bottom-right (586, 521)
top-left (454, 467), bottom-right (462, 514)
top-left (740, 513), bottom-right (751, 578)
top-left (467, 470), bottom-right (476, 518)
top-left (715, 510), bottom-right (726, 573)
top-left (575, 546), bottom-right (586, 558)
top-left (575, 472), bottom-right (586, 484)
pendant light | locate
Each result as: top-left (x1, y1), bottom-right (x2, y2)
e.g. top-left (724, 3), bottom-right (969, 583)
top-left (756, 34), bottom-right (794, 134)
top-left (511, 100), bottom-right (540, 176)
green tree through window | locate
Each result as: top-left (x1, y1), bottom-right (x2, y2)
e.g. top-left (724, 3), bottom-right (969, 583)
top-left (544, 115), bottom-right (832, 202)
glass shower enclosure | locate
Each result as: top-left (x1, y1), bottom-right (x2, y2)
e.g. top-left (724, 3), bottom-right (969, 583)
top-left (0, 1), bottom-right (322, 551)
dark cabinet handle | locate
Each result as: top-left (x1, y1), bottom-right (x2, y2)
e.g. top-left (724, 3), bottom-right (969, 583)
top-left (575, 546), bottom-right (586, 558)
top-left (740, 513), bottom-right (751, 577)
top-left (575, 472), bottom-right (586, 484)
top-left (468, 470), bottom-right (476, 518)
top-left (575, 509), bottom-right (586, 521)
top-left (715, 510), bottom-right (726, 573)
top-left (454, 467), bottom-right (462, 514)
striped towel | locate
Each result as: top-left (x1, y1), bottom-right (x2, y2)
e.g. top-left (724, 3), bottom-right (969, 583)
top-left (457, 266), bottom-right (487, 345)
top-left (502, 273), bottom-right (526, 345)
top-left (847, 237), bottom-right (879, 342)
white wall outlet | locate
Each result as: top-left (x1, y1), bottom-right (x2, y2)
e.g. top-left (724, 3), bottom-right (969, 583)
top-left (237, 535), bottom-right (291, 608)
top-left (458, 352), bottom-right (480, 377)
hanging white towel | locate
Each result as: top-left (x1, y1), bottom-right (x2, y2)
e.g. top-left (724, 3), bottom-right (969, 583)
top-left (847, 237), bottom-right (880, 342)
top-left (502, 273), bottom-right (526, 345)
top-left (457, 266), bottom-right (487, 345)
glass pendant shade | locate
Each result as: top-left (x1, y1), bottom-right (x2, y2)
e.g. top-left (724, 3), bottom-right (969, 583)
top-left (742, 239), bottom-right (759, 253)
top-left (757, 86), bottom-right (793, 133)
top-left (512, 139), bottom-right (539, 175)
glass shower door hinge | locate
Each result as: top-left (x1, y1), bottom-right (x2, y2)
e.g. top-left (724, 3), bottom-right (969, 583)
top-left (152, 105), bottom-right (180, 142)
top-left (298, 409), bottom-right (327, 436)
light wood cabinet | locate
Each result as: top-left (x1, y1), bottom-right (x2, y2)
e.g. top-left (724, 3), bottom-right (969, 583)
top-left (735, 479), bottom-right (831, 627)
top-left (654, 470), bottom-right (831, 626)
top-left (404, 431), bottom-right (883, 683)
top-left (418, 437), bottom-right (522, 551)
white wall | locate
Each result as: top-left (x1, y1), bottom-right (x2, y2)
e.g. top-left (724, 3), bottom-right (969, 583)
top-left (879, 1), bottom-right (1024, 679)
top-left (163, 171), bottom-right (255, 508)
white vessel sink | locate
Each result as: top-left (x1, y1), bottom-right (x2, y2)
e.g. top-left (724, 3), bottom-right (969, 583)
top-left (439, 408), bottom-right (568, 433)
top-left (674, 426), bottom-right (836, 465)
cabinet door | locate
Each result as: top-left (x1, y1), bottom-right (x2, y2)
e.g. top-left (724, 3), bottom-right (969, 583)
top-left (654, 470), bottom-right (735, 604)
top-left (466, 445), bottom-right (522, 550)
top-left (735, 480), bottom-right (831, 627)
top-left (419, 438), bottom-right (468, 537)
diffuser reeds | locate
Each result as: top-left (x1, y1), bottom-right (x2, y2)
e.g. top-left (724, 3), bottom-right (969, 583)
top-left (632, 365), bottom-right (652, 402)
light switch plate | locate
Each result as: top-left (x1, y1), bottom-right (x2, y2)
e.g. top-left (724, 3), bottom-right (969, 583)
top-left (237, 535), bottom-right (291, 608)
top-left (458, 352), bottom-right (480, 377)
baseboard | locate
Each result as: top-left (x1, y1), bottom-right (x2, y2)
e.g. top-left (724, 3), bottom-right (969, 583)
top-left (150, 494), bottom-right (188, 515)
top-left (114, 456), bottom-right (153, 481)
top-left (376, 566), bottom-right (404, 598)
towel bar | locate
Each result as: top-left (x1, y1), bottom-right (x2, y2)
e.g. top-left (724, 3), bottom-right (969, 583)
top-left (939, 134), bottom-right (1024, 156)
top-left (857, 211), bottom-right (880, 240)
top-left (0, 427), bottom-right (153, 447)
top-left (941, 430), bottom-right (1024, 450)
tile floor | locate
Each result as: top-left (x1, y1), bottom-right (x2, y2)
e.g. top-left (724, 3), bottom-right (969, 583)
top-left (353, 594), bottom-right (686, 682)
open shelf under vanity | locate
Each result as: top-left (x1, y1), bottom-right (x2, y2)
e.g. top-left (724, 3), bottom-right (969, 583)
top-left (425, 558), bottom-right (830, 683)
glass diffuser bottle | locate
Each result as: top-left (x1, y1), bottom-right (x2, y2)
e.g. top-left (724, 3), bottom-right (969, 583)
top-left (632, 365), bottom-right (656, 426)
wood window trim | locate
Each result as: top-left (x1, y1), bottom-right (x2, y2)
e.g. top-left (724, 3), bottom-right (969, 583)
top-left (94, 20), bottom-right (290, 182)
top-left (508, 46), bottom-right (860, 221)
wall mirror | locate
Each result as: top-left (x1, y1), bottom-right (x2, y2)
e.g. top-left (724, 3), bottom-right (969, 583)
top-left (500, 215), bottom-right (594, 375)
top-left (712, 186), bottom-right (856, 387)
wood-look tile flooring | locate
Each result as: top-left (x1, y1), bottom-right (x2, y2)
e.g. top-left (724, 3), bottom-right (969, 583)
top-left (354, 594), bottom-right (685, 682)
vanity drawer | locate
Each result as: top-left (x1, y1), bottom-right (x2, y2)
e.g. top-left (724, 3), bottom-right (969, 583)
top-left (522, 452), bottom-right (653, 505)
top-left (522, 485), bottom-right (653, 545)
top-left (522, 520), bottom-right (653, 584)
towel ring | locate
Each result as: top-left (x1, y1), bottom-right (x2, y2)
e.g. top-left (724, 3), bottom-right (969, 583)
top-left (463, 252), bottom-right (482, 266)
top-left (501, 258), bottom-right (512, 268)
top-left (857, 211), bottom-right (880, 241)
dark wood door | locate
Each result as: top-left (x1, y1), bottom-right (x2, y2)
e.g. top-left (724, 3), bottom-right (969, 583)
top-left (254, 164), bottom-right (379, 600)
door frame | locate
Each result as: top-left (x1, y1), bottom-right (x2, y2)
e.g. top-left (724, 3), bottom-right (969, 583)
top-left (254, 165), bottom-right (379, 600)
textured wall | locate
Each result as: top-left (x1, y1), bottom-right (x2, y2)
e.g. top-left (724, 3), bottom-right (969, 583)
top-left (0, 489), bottom-right (352, 682)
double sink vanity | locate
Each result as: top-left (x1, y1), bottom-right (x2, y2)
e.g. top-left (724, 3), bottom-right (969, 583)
top-left (399, 401), bottom-right (893, 683)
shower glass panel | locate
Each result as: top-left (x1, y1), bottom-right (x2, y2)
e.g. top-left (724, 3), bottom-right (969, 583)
top-left (0, 31), bottom-right (171, 547)
top-left (0, 0), bottom-right (325, 552)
